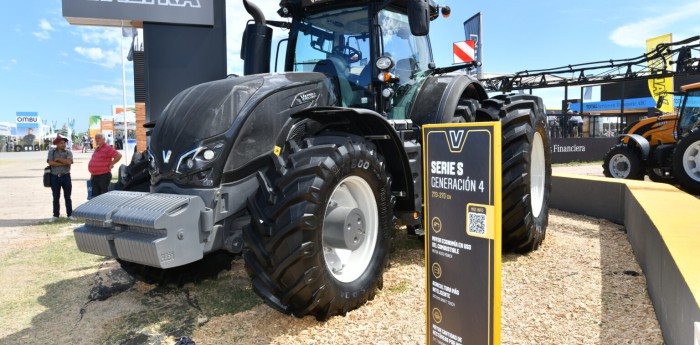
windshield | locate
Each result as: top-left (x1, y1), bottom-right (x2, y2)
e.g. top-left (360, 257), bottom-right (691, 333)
top-left (292, 6), bottom-right (372, 107)
top-left (680, 90), bottom-right (700, 135)
top-left (379, 8), bottom-right (432, 119)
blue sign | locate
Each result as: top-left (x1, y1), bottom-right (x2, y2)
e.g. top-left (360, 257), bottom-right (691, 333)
top-left (567, 97), bottom-right (656, 112)
top-left (463, 12), bottom-right (482, 74)
top-left (675, 95), bottom-right (700, 107)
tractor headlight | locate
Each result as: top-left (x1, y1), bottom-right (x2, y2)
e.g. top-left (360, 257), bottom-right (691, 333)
top-left (376, 56), bottom-right (394, 71)
top-left (203, 149), bottom-right (215, 161)
top-left (176, 140), bottom-right (225, 174)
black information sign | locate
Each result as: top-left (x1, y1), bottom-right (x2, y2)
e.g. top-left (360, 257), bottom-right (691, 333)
top-left (423, 123), bottom-right (502, 345)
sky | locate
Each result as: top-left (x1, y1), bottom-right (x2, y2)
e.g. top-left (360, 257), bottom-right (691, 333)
top-left (1, 0), bottom-right (700, 132)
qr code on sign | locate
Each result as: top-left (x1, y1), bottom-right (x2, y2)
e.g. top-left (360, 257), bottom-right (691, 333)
top-left (468, 211), bottom-right (487, 235)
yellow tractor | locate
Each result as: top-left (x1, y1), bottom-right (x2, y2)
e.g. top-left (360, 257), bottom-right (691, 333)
top-left (603, 82), bottom-right (700, 194)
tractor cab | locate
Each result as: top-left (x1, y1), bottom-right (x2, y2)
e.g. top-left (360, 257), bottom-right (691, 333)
top-left (249, 0), bottom-right (445, 119)
top-left (677, 82), bottom-right (700, 138)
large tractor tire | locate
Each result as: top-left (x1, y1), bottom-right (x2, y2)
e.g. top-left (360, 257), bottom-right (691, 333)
top-left (603, 145), bottom-right (644, 180)
top-left (477, 94), bottom-right (552, 253)
top-left (244, 134), bottom-right (394, 320)
top-left (672, 129), bottom-right (700, 194)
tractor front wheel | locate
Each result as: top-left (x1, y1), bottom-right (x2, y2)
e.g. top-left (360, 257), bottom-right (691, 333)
top-left (244, 134), bottom-right (393, 320)
top-left (672, 129), bottom-right (700, 194)
top-left (603, 145), bottom-right (644, 180)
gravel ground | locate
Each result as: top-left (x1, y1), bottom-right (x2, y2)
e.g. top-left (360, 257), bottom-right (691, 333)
top-left (188, 210), bottom-right (662, 345)
top-left (0, 154), bottom-right (662, 344)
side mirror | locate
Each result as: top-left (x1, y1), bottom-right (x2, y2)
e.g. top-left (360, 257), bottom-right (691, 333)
top-left (655, 94), bottom-right (665, 109)
top-left (407, 0), bottom-right (430, 36)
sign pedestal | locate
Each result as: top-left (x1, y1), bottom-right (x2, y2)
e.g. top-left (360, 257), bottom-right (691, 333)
top-left (424, 123), bottom-right (502, 345)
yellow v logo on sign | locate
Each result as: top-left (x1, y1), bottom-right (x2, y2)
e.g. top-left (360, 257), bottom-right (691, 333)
top-left (448, 130), bottom-right (466, 152)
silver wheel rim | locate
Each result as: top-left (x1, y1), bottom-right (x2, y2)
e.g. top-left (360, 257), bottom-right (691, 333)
top-left (531, 132), bottom-right (546, 218)
top-left (682, 140), bottom-right (700, 182)
top-left (609, 153), bottom-right (632, 178)
top-left (322, 176), bottom-right (378, 283)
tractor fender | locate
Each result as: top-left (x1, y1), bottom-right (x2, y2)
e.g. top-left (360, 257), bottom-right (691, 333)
top-left (620, 134), bottom-right (651, 159)
top-left (409, 74), bottom-right (488, 126)
top-left (275, 106), bottom-right (417, 213)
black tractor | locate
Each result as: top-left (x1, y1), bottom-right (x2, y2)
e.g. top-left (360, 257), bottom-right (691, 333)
top-left (73, 0), bottom-right (552, 320)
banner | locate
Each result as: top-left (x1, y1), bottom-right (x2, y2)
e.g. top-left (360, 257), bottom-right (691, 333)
top-left (88, 115), bottom-right (102, 143)
top-left (646, 34), bottom-right (674, 114)
top-left (463, 12), bottom-right (482, 75)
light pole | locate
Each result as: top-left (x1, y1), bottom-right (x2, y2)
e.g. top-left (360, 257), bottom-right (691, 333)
top-left (120, 22), bottom-right (130, 163)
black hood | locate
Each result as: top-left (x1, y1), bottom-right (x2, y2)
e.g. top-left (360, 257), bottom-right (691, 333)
top-left (151, 75), bottom-right (264, 171)
top-left (149, 72), bottom-right (337, 188)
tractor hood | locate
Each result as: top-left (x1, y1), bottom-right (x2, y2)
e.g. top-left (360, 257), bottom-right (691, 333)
top-left (149, 72), bottom-right (337, 188)
top-left (151, 76), bottom-right (264, 159)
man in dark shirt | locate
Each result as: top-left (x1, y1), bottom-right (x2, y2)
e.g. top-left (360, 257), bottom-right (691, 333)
top-left (47, 136), bottom-right (74, 221)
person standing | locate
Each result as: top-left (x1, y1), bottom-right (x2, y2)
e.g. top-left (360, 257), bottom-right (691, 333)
top-left (81, 134), bottom-right (89, 153)
top-left (88, 132), bottom-right (122, 197)
top-left (47, 136), bottom-right (74, 221)
top-left (570, 112), bottom-right (584, 138)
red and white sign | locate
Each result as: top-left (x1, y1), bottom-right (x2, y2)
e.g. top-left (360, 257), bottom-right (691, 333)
top-left (453, 40), bottom-right (475, 64)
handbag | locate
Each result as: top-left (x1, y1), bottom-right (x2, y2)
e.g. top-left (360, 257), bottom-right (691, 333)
top-left (43, 165), bottom-right (51, 187)
top-left (44, 149), bottom-right (54, 188)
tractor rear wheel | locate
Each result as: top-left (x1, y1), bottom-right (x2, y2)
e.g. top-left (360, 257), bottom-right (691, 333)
top-left (672, 129), bottom-right (700, 194)
top-left (244, 134), bottom-right (393, 320)
top-left (603, 145), bottom-right (644, 180)
top-left (477, 94), bottom-right (552, 253)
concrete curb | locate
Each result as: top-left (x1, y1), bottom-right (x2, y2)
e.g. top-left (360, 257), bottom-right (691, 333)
top-left (552, 173), bottom-right (700, 345)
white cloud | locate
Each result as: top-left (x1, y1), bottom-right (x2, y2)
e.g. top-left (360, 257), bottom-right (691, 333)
top-left (33, 31), bottom-right (51, 40)
top-left (39, 19), bottom-right (55, 31)
top-left (609, 2), bottom-right (700, 48)
top-left (79, 27), bottom-right (121, 45)
top-left (1, 59), bottom-right (18, 70)
top-left (33, 19), bottom-right (56, 41)
top-left (74, 46), bottom-right (123, 68)
top-left (69, 85), bottom-right (123, 100)
top-left (72, 27), bottom-right (128, 69)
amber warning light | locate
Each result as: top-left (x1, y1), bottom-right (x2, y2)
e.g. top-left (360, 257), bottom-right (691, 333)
top-left (441, 6), bottom-right (451, 18)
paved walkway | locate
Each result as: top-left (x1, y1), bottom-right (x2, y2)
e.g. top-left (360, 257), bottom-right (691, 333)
top-left (0, 149), bottom-right (125, 226)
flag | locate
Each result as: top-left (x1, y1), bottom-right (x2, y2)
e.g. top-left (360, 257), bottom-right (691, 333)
top-left (453, 40), bottom-right (476, 64)
top-left (122, 27), bottom-right (137, 38)
top-left (646, 34), bottom-right (674, 113)
top-left (463, 12), bottom-right (482, 74)
top-left (583, 86), bottom-right (592, 100)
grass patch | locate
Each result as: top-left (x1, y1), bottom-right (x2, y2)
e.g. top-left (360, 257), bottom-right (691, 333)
top-left (388, 280), bottom-right (410, 293)
top-left (0, 223), bottom-right (102, 338)
top-left (392, 229), bottom-right (425, 251)
top-left (100, 270), bottom-right (261, 344)
top-left (195, 276), bottom-right (260, 316)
